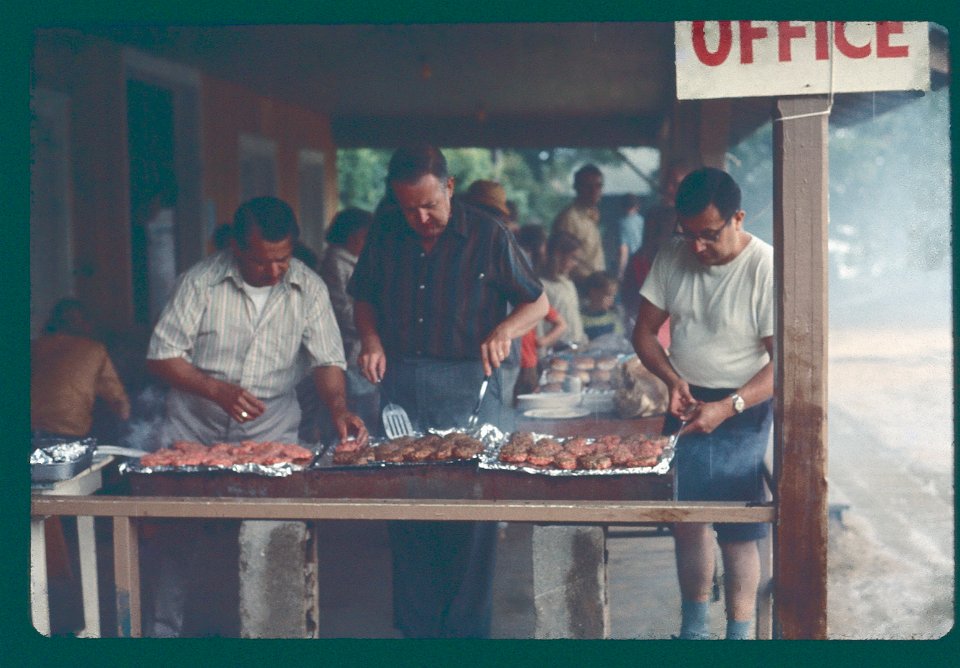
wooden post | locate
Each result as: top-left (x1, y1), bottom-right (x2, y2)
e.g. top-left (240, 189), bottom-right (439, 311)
top-left (113, 516), bottom-right (142, 638)
top-left (30, 518), bottom-right (51, 636)
top-left (772, 95), bottom-right (830, 639)
top-left (698, 99), bottom-right (732, 169)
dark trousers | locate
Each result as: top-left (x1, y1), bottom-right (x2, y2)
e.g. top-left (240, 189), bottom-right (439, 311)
top-left (382, 357), bottom-right (502, 638)
top-left (388, 521), bottom-right (498, 638)
top-left (141, 519), bottom-right (240, 637)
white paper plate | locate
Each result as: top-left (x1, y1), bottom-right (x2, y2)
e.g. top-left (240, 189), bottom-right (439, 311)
top-left (516, 392), bottom-right (582, 412)
top-left (522, 407), bottom-right (593, 419)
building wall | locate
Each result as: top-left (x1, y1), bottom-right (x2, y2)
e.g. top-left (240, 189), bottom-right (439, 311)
top-left (200, 75), bottom-right (338, 256)
top-left (33, 31), bottom-right (132, 334)
top-left (31, 31), bottom-right (338, 334)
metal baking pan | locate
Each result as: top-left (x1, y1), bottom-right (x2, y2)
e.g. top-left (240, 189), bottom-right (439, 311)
top-left (31, 449), bottom-right (94, 482)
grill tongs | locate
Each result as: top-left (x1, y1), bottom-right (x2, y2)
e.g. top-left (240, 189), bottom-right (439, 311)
top-left (466, 375), bottom-right (491, 429)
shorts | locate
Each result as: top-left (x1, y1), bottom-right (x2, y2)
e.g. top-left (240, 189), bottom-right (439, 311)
top-left (664, 386), bottom-right (772, 543)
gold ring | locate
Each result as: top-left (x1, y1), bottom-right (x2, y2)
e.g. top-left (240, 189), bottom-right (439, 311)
top-left (240, 411), bottom-right (249, 419)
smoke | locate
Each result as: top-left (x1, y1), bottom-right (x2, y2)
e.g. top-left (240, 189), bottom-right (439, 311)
top-left (731, 87), bottom-right (952, 330)
top-left (118, 384), bottom-right (168, 452)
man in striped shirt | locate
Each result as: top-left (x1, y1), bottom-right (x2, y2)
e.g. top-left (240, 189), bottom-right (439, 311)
top-left (143, 196), bottom-right (367, 636)
top-left (350, 145), bottom-right (548, 638)
top-left (147, 196), bottom-right (367, 447)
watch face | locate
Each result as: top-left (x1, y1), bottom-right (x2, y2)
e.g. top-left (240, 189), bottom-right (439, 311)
top-left (733, 394), bottom-right (745, 412)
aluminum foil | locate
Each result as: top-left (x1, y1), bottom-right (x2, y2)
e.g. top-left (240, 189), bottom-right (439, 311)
top-left (316, 424), bottom-right (503, 469)
top-left (478, 431), bottom-right (676, 477)
top-left (30, 438), bottom-right (95, 465)
top-left (118, 444), bottom-right (320, 478)
top-left (118, 459), bottom-right (312, 477)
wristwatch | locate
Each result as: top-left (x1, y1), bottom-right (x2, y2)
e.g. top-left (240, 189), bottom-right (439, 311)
top-left (730, 393), bottom-right (746, 414)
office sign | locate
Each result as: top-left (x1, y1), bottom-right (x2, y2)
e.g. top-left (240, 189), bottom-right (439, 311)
top-left (676, 21), bottom-right (929, 100)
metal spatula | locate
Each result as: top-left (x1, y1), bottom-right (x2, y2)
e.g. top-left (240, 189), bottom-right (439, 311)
top-left (95, 445), bottom-right (151, 458)
top-left (382, 402), bottom-right (414, 439)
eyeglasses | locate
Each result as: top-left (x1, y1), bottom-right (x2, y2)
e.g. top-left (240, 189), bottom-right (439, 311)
top-left (675, 217), bottom-right (732, 244)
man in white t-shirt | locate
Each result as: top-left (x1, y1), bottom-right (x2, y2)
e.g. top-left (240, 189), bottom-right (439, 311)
top-left (633, 167), bottom-right (774, 640)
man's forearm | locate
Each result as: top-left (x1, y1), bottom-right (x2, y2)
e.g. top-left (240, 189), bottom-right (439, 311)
top-left (354, 301), bottom-right (381, 347)
top-left (634, 332), bottom-right (682, 388)
top-left (499, 292), bottom-right (550, 340)
top-left (736, 362), bottom-right (774, 409)
top-left (146, 357), bottom-right (222, 402)
top-left (313, 365), bottom-right (349, 415)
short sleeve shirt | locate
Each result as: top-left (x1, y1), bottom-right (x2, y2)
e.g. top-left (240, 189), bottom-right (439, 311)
top-left (640, 236), bottom-right (774, 388)
top-left (348, 199), bottom-right (542, 360)
top-left (147, 251), bottom-right (346, 399)
top-left (553, 203), bottom-right (604, 280)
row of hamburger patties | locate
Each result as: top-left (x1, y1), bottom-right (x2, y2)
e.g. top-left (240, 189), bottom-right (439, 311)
top-left (541, 355), bottom-right (619, 392)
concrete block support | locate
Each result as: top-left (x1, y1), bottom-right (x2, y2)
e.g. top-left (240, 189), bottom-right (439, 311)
top-left (238, 520), bottom-right (318, 638)
top-left (532, 524), bottom-right (609, 639)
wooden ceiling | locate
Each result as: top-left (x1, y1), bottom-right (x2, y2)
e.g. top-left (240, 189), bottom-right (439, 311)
top-left (81, 22), bottom-right (950, 148)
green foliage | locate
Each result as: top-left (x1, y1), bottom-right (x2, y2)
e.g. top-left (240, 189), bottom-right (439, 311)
top-left (337, 146), bottom-right (630, 227)
top-left (336, 148), bottom-right (392, 212)
top-left (444, 148), bottom-right (496, 192)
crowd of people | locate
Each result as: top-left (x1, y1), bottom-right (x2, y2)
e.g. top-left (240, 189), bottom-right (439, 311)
top-left (32, 146), bottom-right (774, 641)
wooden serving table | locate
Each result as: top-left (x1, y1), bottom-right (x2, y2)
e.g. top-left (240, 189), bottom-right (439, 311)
top-left (31, 455), bottom-right (114, 637)
top-left (111, 412), bottom-right (673, 638)
top-left (31, 412), bottom-right (774, 637)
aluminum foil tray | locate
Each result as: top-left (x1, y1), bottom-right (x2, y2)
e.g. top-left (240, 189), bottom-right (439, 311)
top-left (478, 431), bottom-right (676, 477)
top-left (316, 425), bottom-right (504, 470)
top-left (31, 439), bottom-right (95, 482)
top-left (119, 443), bottom-right (320, 478)
top-left (119, 459), bottom-right (314, 478)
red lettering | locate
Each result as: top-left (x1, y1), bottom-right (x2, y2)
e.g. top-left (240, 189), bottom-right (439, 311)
top-left (738, 21), bottom-right (769, 64)
top-left (814, 21), bottom-right (830, 60)
top-left (777, 21), bottom-right (807, 61)
top-left (876, 21), bottom-right (909, 58)
top-left (692, 21), bottom-right (733, 66)
top-left (835, 22), bottom-right (871, 58)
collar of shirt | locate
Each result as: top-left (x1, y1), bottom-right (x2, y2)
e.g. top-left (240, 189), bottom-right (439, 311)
top-left (202, 249), bottom-right (308, 292)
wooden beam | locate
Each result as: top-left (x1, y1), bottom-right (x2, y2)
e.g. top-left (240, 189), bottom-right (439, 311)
top-left (33, 495), bottom-right (775, 524)
top-left (332, 113), bottom-right (662, 149)
top-left (772, 95), bottom-right (830, 640)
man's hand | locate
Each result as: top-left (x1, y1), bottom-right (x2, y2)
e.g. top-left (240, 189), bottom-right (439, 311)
top-left (330, 408), bottom-right (369, 448)
top-left (212, 381), bottom-right (266, 424)
top-left (680, 400), bottom-right (732, 435)
top-left (480, 326), bottom-right (513, 377)
top-left (354, 301), bottom-right (387, 384)
top-left (358, 339), bottom-right (387, 384)
top-left (667, 379), bottom-right (697, 420)
top-left (313, 365), bottom-right (369, 448)
top-left (147, 357), bottom-right (265, 424)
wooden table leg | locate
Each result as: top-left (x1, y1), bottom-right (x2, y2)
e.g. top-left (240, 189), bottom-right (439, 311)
top-left (30, 517), bottom-right (51, 636)
top-left (113, 516), bottom-right (141, 637)
top-left (76, 515), bottom-right (101, 637)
